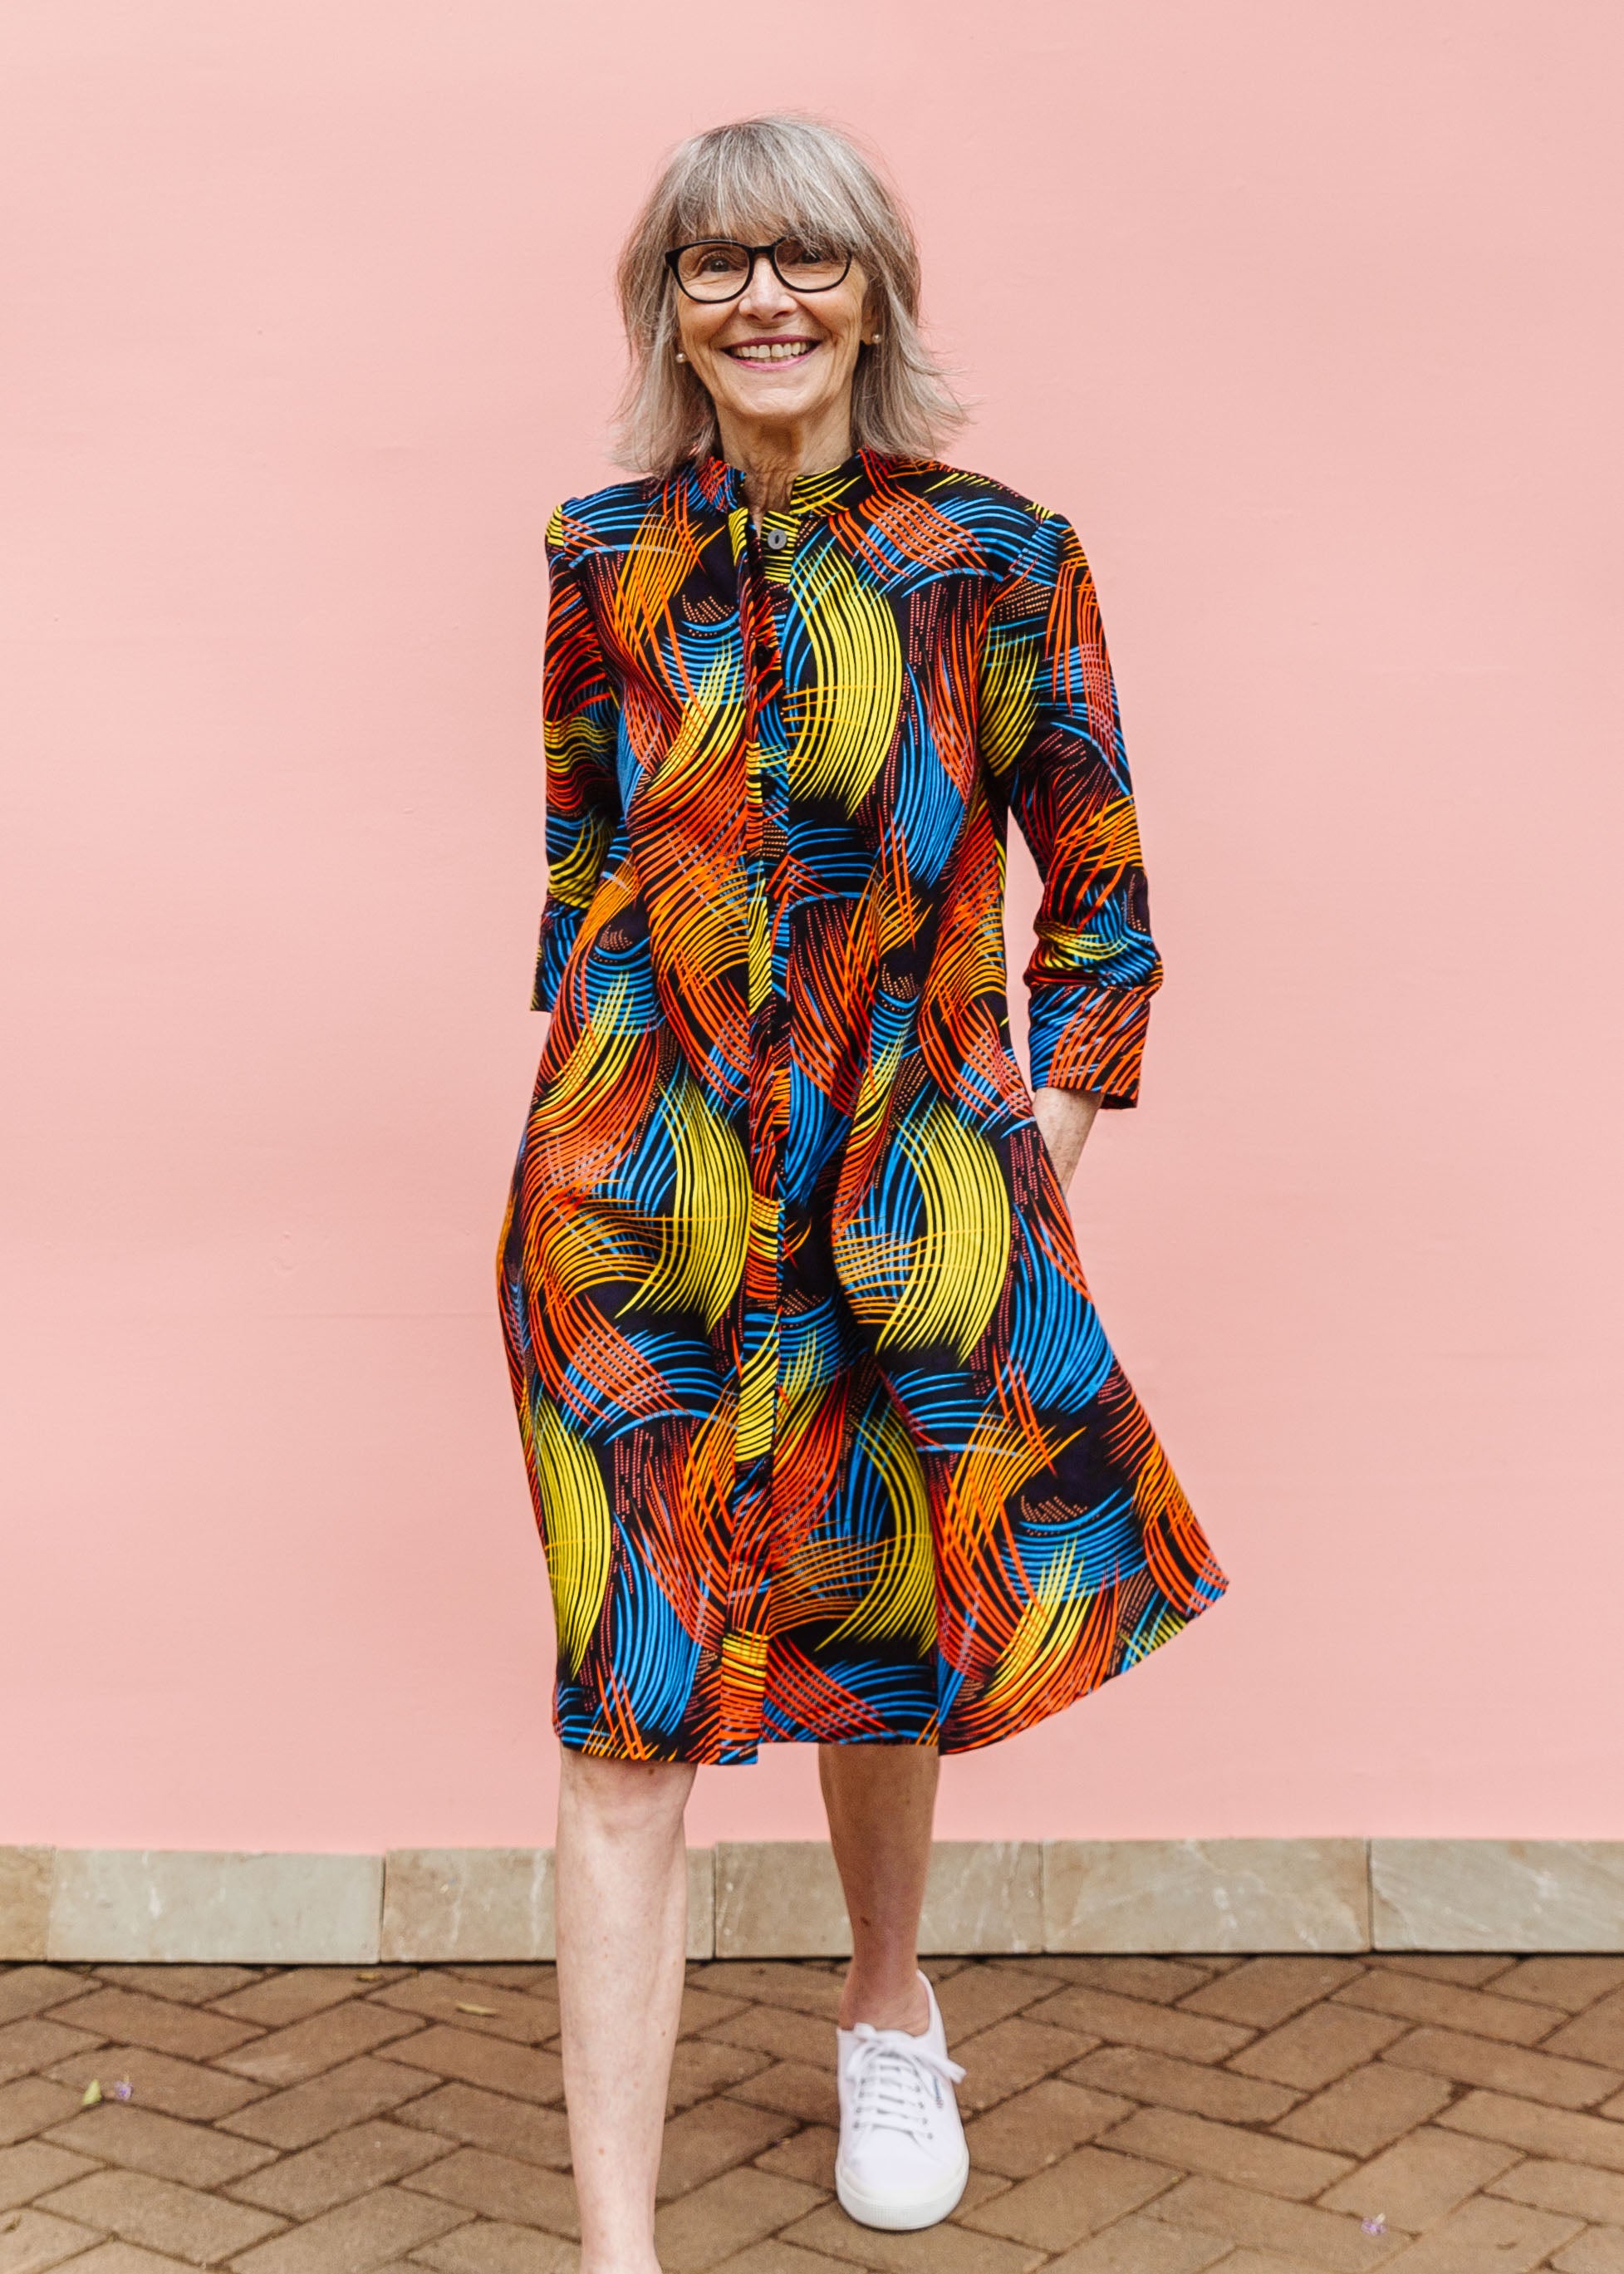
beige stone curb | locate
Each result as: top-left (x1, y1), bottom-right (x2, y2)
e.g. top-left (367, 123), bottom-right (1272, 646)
top-left (5, 1840), bottom-right (1624, 1961)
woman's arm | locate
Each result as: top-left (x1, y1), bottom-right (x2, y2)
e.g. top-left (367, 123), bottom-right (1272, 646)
top-left (1033, 1085), bottom-right (1101, 1187)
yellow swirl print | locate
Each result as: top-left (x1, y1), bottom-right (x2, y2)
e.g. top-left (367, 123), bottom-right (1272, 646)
top-left (532, 1398), bottom-right (612, 1674)
top-left (635, 1077), bottom-right (750, 1329)
top-left (787, 540), bottom-right (903, 812)
top-left (977, 621), bottom-right (1039, 780)
top-left (879, 1103), bottom-right (1012, 1361)
top-left (828, 1404), bottom-right (936, 1648)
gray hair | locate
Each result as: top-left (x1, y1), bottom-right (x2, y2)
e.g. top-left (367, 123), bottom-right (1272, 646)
top-left (613, 115), bottom-right (964, 475)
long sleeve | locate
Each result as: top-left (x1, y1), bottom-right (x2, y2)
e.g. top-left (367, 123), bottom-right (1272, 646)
top-left (532, 509), bottom-right (622, 1011)
top-left (981, 510), bottom-right (1162, 1104)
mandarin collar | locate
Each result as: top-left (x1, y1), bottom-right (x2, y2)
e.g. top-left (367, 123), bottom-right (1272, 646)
top-left (687, 447), bottom-right (880, 518)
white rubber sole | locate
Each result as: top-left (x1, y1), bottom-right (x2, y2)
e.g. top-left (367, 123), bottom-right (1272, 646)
top-left (835, 2146), bottom-right (971, 2231)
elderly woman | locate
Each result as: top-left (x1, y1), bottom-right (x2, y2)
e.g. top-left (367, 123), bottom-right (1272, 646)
top-left (498, 113), bottom-right (1227, 2264)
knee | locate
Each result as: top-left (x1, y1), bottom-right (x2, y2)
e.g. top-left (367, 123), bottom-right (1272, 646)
top-left (558, 1748), bottom-right (695, 1843)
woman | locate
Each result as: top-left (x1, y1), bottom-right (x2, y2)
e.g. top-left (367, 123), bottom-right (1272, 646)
top-left (498, 113), bottom-right (1228, 2266)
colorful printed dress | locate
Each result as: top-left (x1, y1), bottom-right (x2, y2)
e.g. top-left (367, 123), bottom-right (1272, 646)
top-left (498, 448), bottom-right (1227, 1763)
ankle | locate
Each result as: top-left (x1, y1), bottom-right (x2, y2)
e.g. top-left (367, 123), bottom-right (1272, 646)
top-left (839, 1965), bottom-right (930, 2034)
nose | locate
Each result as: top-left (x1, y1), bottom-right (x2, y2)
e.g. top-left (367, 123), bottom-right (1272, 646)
top-left (737, 248), bottom-right (797, 322)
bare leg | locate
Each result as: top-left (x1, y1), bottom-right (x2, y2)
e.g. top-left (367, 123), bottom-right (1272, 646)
top-left (819, 1743), bottom-right (940, 2032)
top-left (555, 1750), bottom-right (696, 2273)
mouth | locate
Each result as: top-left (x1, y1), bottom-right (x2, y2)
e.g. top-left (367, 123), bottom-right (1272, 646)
top-left (724, 338), bottom-right (820, 366)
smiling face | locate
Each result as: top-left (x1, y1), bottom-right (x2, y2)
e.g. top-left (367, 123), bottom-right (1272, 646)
top-left (672, 231), bottom-right (876, 474)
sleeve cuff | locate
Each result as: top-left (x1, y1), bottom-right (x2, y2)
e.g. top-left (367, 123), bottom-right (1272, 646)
top-left (1027, 981), bottom-right (1156, 1105)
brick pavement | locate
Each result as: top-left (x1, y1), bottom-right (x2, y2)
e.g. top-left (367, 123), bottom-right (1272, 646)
top-left (5, 1951), bottom-right (1624, 2270)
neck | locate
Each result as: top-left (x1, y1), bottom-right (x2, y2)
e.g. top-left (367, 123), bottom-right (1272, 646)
top-left (714, 401), bottom-right (854, 518)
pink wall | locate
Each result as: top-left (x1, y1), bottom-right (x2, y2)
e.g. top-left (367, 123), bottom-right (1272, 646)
top-left (4, 0), bottom-right (1622, 1853)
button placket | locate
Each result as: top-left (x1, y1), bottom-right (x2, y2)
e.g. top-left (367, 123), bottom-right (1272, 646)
top-left (721, 519), bottom-right (795, 1742)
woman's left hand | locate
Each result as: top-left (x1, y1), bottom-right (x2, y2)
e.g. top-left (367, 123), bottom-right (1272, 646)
top-left (1032, 1085), bottom-right (1101, 1189)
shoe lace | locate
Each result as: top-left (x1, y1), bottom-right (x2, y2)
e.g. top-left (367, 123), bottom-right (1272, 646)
top-left (842, 2021), bottom-right (966, 2145)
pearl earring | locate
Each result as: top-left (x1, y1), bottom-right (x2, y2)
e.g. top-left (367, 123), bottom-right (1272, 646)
top-left (675, 350), bottom-right (687, 362)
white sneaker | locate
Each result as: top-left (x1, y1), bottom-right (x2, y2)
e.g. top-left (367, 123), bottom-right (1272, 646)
top-left (835, 1972), bottom-right (969, 2230)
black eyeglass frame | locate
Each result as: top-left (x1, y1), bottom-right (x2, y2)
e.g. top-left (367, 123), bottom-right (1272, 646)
top-left (664, 238), bottom-right (855, 304)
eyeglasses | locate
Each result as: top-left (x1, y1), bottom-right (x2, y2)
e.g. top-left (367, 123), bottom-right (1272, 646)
top-left (665, 237), bottom-right (854, 303)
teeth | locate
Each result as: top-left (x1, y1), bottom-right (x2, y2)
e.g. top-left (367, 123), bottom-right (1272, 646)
top-left (731, 341), bottom-right (813, 362)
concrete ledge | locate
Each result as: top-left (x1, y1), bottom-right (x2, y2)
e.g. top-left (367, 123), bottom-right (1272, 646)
top-left (47, 1851), bottom-right (384, 1964)
top-left (380, 1847), bottom-right (714, 1962)
top-left (382, 1849), bottom-right (555, 1964)
top-left (714, 1840), bottom-right (1044, 1959)
top-left (1373, 1840), bottom-right (1624, 1952)
top-left (0, 1848), bottom-right (50, 1961)
top-left (1044, 1839), bottom-right (1371, 1953)
top-left (7, 1839), bottom-right (1624, 1960)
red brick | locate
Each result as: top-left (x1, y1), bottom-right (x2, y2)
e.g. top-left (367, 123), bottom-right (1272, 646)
top-left (684, 1965), bottom-right (843, 2021)
top-left (1273, 2061), bottom-right (1452, 2156)
top-left (655, 2168), bottom-right (826, 2271)
top-left (945, 2015), bottom-right (1094, 2113)
top-left (1180, 1958), bottom-right (1365, 2030)
top-left (1553, 2230), bottom-right (1624, 2273)
top-left (94, 1967), bottom-right (260, 2006)
top-left (0, 2139), bottom-right (99, 2209)
top-left (35, 2165), bottom-right (286, 2262)
top-left (227, 2119), bottom-right (452, 2218)
top-left (211, 1971), bottom-right (386, 2030)
top-left (41, 1988), bottom-right (259, 2062)
top-left (228, 2184), bottom-right (470, 2274)
top-left (0, 1972), bottom-right (96, 2027)
top-left (1228, 2002), bottom-right (1411, 2090)
top-left (1148, 2173), bottom-right (1402, 2271)
top-left (778, 2198), bottom-right (1047, 2268)
top-left (1038, 1959), bottom-right (1214, 2009)
top-left (385, 2027), bottom-right (564, 2106)
top-left (1384, 2023), bottom-right (1622, 2108)
top-left (218, 2001), bottom-right (423, 2085)
top-left (0, 2016), bottom-right (106, 2085)
top-left (964, 2078), bottom-right (1136, 2177)
top-left (392, 2081), bottom-right (572, 2170)
top-left (1023, 1987), bottom-right (1251, 2065)
top-left (46, 2041), bottom-right (267, 2122)
top-left (1066, 2043), bottom-right (1298, 2124)
top-left (45, 2100), bottom-right (277, 2188)
top-left (1320, 2126), bottom-right (1523, 2231)
top-left (1039, 2216), bottom-right (1232, 2272)
top-left (0, 2209), bottom-right (105, 2271)
top-left (412, 2222), bottom-right (578, 2274)
top-left (0, 2079), bottom-right (82, 2145)
top-left (218, 2055), bottom-right (436, 2149)
top-left (1492, 1961), bottom-right (1624, 2013)
top-left (1491, 2159), bottom-right (1624, 2224)
top-left (1375, 2193), bottom-right (1580, 2269)
top-left (1437, 2089), bottom-right (1624, 2172)
top-left (727, 2060), bottom-right (839, 2126)
top-left (752, 2124), bottom-right (837, 2188)
top-left (366, 1979), bottom-right (556, 2046)
top-left (657, 2097), bottom-right (795, 2200)
top-left (1336, 1968), bottom-right (1563, 2046)
top-left (1548, 1994), bottom-right (1624, 2071)
top-left (704, 2001), bottom-right (829, 2068)
top-left (957, 2142), bottom-right (1176, 2250)
top-left (667, 2036), bottom-right (770, 2114)
top-left (1099, 2105), bottom-right (1351, 2200)
top-left (403, 2145), bottom-right (580, 2236)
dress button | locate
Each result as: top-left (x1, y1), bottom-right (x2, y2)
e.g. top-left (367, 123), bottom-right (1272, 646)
top-left (763, 526), bottom-right (791, 552)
